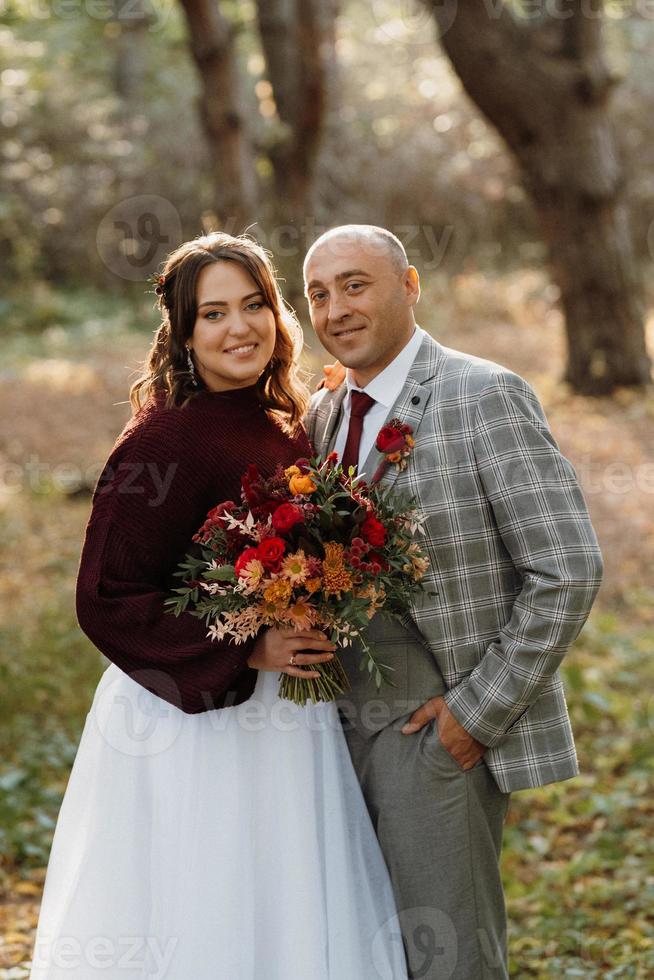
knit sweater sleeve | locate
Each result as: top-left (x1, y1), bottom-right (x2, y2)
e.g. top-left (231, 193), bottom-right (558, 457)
top-left (75, 404), bottom-right (258, 713)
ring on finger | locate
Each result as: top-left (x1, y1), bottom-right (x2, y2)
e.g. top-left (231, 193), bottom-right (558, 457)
top-left (288, 654), bottom-right (297, 667)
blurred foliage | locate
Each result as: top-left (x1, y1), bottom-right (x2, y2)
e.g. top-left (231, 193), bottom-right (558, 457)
top-left (502, 615), bottom-right (654, 977)
top-left (0, 494), bottom-right (104, 870)
top-left (2, 1), bottom-right (654, 300)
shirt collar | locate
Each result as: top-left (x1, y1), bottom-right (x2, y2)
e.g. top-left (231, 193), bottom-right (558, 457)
top-left (346, 324), bottom-right (426, 407)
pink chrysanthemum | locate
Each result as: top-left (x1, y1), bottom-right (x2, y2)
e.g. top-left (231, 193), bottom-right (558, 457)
top-left (280, 550), bottom-right (309, 586)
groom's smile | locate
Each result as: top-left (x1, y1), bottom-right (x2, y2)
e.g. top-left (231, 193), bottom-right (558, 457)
top-left (331, 323), bottom-right (366, 339)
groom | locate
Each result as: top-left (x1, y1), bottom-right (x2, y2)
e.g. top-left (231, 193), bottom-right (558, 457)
top-left (304, 225), bottom-right (603, 979)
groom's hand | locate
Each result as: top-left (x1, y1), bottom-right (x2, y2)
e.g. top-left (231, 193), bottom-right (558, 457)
top-left (401, 696), bottom-right (486, 770)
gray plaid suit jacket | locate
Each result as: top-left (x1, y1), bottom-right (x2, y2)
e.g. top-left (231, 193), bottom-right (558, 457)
top-left (306, 332), bottom-right (604, 792)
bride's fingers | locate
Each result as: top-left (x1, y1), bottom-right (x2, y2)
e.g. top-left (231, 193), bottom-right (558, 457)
top-left (282, 666), bottom-right (321, 679)
top-left (281, 628), bottom-right (332, 642)
top-left (292, 651), bottom-right (334, 665)
top-left (291, 637), bottom-right (336, 653)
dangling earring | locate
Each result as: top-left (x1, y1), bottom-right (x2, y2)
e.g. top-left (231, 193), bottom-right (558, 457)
top-left (186, 346), bottom-right (199, 387)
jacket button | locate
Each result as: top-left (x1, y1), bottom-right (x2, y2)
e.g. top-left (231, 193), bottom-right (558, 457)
top-left (411, 395), bottom-right (420, 405)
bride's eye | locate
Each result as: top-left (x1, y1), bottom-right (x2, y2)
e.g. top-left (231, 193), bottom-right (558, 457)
top-left (245, 302), bottom-right (264, 311)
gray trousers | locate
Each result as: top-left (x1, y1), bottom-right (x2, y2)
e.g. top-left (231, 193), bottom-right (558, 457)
top-left (338, 621), bottom-right (512, 980)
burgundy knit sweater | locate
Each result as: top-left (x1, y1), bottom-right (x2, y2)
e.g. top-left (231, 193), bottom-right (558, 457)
top-left (75, 384), bottom-right (312, 714)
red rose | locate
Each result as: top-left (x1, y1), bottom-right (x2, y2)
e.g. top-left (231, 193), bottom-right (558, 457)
top-left (361, 514), bottom-right (387, 548)
top-left (271, 502), bottom-right (305, 535)
top-left (235, 547), bottom-right (260, 577)
top-left (257, 536), bottom-right (286, 569)
top-left (376, 425), bottom-right (406, 455)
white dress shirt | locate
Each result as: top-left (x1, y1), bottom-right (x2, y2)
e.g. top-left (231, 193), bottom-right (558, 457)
top-left (333, 325), bottom-right (426, 477)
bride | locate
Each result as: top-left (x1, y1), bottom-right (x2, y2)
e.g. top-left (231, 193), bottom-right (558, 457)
top-left (28, 232), bottom-right (408, 979)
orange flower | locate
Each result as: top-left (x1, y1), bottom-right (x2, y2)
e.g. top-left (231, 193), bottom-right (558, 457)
top-left (285, 598), bottom-right (317, 630)
top-left (259, 600), bottom-right (286, 624)
top-left (322, 541), bottom-right (353, 597)
top-left (355, 582), bottom-right (387, 618)
top-left (285, 465), bottom-right (317, 496)
top-left (403, 543), bottom-right (430, 581)
top-left (322, 361), bottom-right (346, 391)
top-left (304, 576), bottom-right (322, 594)
top-left (263, 579), bottom-right (292, 605)
top-left (291, 475), bottom-right (317, 495)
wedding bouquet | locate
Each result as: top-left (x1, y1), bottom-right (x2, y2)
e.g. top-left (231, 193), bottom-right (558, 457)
top-left (165, 447), bottom-right (431, 705)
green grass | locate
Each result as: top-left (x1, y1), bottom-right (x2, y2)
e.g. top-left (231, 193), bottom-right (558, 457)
top-left (502, 614), bottom-right (654, 978)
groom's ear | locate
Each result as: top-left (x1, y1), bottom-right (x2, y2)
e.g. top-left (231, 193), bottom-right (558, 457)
top-left (404, 266), bottom-right (421, 306)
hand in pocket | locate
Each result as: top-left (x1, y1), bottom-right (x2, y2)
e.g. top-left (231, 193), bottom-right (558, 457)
top-left (402, 695), bottom-right (486, 770)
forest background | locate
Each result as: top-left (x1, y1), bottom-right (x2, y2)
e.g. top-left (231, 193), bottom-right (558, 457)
top-left (0, 1), bottom-right (653, 976)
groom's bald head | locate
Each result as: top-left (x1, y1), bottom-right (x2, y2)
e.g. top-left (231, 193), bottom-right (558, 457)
top-left (303, 224), bottom-right (409, 279)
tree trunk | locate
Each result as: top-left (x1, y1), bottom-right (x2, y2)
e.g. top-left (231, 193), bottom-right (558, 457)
top-left (426, 0), bottom-right (651, 394)
top-left (178, 0), bottom-right (258, 231)
top-left (254, 0), bottom-right (336, 222)
top-left (109, 2), bottom-right (150, 103)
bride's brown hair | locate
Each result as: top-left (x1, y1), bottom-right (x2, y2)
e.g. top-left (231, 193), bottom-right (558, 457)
top-left (130, 232), bottom-right (310, 427)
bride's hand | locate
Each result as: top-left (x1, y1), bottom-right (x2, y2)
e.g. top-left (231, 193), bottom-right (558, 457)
top-left (247, 628), bottom-right (336, 679)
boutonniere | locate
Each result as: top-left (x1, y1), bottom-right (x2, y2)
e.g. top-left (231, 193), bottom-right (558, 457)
top-left (317, 360), bottom-right (346, 392)
top-left (371, 419), bottom-right (415, 484)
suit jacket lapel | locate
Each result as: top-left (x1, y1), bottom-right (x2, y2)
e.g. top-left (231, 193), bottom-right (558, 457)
top-left (360, 333), bottom-right (444, 490)
top-left (314, 385), bottom-right (348, 457)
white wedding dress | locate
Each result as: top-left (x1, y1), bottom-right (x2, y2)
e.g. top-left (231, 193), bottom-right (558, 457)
top-left (28, 664), bottom-right (408, 980)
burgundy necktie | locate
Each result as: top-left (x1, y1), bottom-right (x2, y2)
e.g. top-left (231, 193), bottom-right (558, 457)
top-left (341, 390), bottom-right (376, 473)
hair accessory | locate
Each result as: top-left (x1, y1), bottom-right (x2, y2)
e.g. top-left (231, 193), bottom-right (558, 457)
top-left (154, 274), bottom-right (166, 296)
